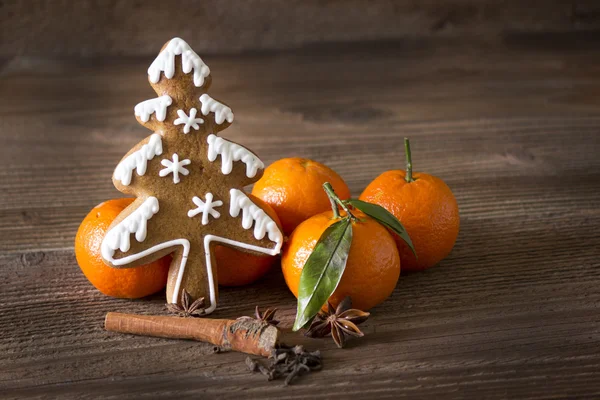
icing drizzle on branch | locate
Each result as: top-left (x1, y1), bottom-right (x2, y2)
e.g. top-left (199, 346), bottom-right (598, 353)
top-left (199, 94), bottom-right (234, 125)
top-left (148, 38), bottom-right (210, 87)
top-left (114, 134), bottom-right (163, 185)
top-left (207, 134), bottom-right (264, 178)
top-left (101, 197), bottom-right (160, 259)
top-left (134, 95), bottom-right (172, 122)
top-left (229, 189), bottom-right (283, 251)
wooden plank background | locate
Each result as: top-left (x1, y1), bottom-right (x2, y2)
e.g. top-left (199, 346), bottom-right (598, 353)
top-left (2, 0), bottom-right (600, 56)
top-left (1, 33), bottom-right (600, 398)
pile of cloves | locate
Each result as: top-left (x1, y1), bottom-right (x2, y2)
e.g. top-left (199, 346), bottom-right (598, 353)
top-left (246, 344), bottom-right (322, 385)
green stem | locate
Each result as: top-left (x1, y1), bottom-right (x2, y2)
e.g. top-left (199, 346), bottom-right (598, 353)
top-left (323, 182), bottom-right (356, 220)
top-left (324, 182), bottom-right (341, 219)
top-left (404, 137), bottom-right (414, 183)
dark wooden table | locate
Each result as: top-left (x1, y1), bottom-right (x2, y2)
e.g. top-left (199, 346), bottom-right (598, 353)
top-left (1, 36), bottom-right (599, 399)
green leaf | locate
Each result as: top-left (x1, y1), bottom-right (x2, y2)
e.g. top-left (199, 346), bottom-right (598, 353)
top-left (346, 199), bottom-right (416, 256)
top-left (292, 218), bottom-right (353, 331)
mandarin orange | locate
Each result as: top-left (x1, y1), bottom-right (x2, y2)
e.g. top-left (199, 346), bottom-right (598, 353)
top-left (359, 139), bottom-right (459, 271)
top-left (252, 158), bottom-right (350, 235)
top-left (75, 198), bottom-right (171, 298)
top-left (281, 209), bottom-right (400, 311)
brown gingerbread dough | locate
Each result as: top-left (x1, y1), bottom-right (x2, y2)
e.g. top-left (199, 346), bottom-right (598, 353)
top-left (100, 38), bottom-right (283, 314)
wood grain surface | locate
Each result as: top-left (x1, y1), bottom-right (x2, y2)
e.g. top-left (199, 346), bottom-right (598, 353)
top-left (3, 0), bottom-right (600, 56)
top-left (1, 36), bottom-right (599, 399)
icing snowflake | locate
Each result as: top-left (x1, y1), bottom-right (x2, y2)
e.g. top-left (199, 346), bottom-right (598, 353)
top-left (187, 193), bottom-right (223, 225)
top-left (159, 154), bottom-right (191, 184)
top-left (174, 108), bottom-right (204, 134)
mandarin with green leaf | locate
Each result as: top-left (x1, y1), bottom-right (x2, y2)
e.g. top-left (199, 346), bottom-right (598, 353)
top-left (282, 209), bottom-right (400, 314)
top-left (359, 138), bottom-right (459, 271)
top-left (252, 157), bottom-right (351, 236)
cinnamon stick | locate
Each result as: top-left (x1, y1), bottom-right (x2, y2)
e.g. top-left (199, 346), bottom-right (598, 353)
top-left (105, 312), bottom-right (279, 357)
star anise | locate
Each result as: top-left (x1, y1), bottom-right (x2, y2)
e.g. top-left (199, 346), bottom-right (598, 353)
top-left (238, 306), bottom-right (279, 326)
top-left (165, 289), bottom-right (205, 317)
top-left (305, 296), bottom-right (369, 348)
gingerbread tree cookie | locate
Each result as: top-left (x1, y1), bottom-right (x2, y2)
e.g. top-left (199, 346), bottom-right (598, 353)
top-left (100, 38), bottom-right (283, 314)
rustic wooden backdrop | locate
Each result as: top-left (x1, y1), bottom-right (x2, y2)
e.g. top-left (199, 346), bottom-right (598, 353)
top-left (2, 0), bottom-right (600, 56)
top-left (1, 2), bottom-right (600, 398)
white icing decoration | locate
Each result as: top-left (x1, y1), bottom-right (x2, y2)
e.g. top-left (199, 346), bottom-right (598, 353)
top-left (100, 193), bottom-right (283, 316)
top-left (113, 134), bottom-right (163, 186)
top-left (159, 153), bottom-right (190, 184)
top-left (206, 134), bottom-right (264, 178)
top-left (134, 95), bottom-right (172, 122)
top-left (107, 237), bottom-right (195, 312)
top-left (174, 108), bottom-right (204, 134)
top-left (101, 197), bottom-right (160, 258)
top-left (187, 193), bottom-right (223, 225)
top-left (100, 198), bottom-right (196, 312)
top-left (148, 38), bottom-right (210, 87)
top-left (199, 94), bottom-right (234, 124)
top-left (229, 189), bottom-right (283, 248)
top-left (202, 234), bottom-right (280, 313)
